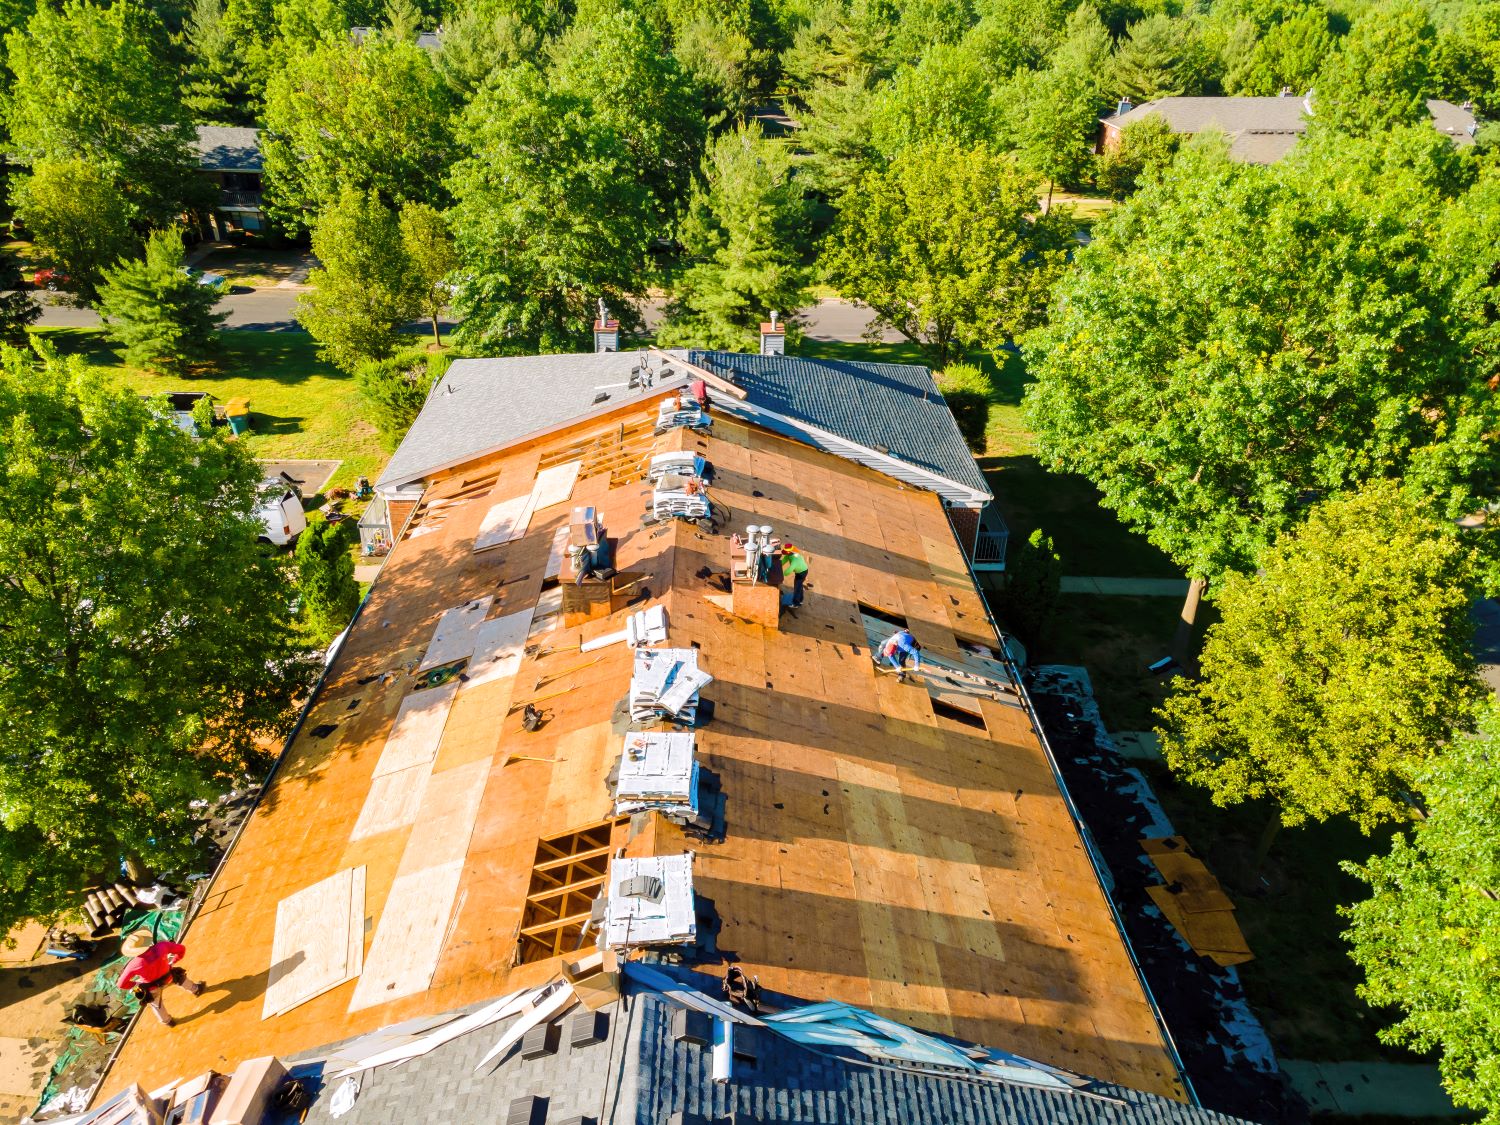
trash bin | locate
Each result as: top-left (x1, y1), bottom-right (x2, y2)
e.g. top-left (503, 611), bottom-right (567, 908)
top-left (225, 398), bottom-right (251, 435)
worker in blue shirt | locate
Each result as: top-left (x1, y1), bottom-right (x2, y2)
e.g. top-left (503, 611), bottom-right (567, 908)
top-left (878, 628), bottom-right (922, 673)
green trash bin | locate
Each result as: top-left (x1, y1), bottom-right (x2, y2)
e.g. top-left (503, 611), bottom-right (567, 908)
top-left (225, 397), bottom-right (251, 435)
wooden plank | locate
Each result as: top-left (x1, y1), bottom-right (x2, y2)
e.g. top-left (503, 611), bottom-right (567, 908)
top-left (473, 494), bottom-right (533, 552)
top-left (350, 764), bottom-right (429, 841)
top-left (397, 758), bottom-right (492, 878)
top-left (418, 596), bottom-right (495, 672)
top-left (349, 859), bottom-right (465, 1013)
top-left (263, 866), bottom-right (365, 1019)
top-left (371, 681), bottom-right (460, 778)
top-left (464, 609), bottom-right (535, 691)
top-left (529, 461), bottom-right (582, 512)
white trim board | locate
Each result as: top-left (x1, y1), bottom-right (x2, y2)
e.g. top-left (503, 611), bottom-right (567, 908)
top-left (263, 866), bottom-right (366, 1019)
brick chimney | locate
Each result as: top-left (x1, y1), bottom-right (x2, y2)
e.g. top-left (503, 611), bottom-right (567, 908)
top-left (594, 297), bottom-right (619, 353)
top-left (759, 311), bottom-right (785, 357)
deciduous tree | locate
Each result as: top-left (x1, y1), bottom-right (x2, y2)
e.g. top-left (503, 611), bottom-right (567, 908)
top-left (1343, 703), bottom-right (1500, 1122)
top-left (1000, 527), bottom-right (1062, 652)
top-left (399, 202), bottom-right (458, 349)
top-left (1157, 481), bottom-right (1485, 833)
top-left (0, 345), bottom-right (310, 932)
top-left (1096, 113), bottom-right (1180, 197)
top-left (1314, 0), bottom-right (1435, 135)
top-left (825, 141), bottom-right (1072, 366)
top-left (661, 126), bottom-right (811, 350)
top-left (297, 187), bottom-right (419, 371)
top-left (4, 0), bottom-right (204, 226)
top-left (446, 65), bottom-right (657, 352)
top-left (97, 228), bottom-right (227, 374)
top-left (262, 31), bottom-right (456, 230)
top-left (13, 158), bottom-right (135, 305)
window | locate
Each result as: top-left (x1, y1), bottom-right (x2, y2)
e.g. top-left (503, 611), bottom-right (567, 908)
top-left (516, 817), bottom-right (626, 964)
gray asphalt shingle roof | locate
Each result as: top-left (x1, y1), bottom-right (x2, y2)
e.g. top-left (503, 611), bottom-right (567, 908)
top-left (373, 350), bottom-right (692, 493)
top-left (193, 125), bottom-right (263, 172)
top-left (275, 982), bottom-right (1256, 1125)
top-left (690, 350), bottom-right (990, 497)
top-left (376, 349), bottom-right (990, 502)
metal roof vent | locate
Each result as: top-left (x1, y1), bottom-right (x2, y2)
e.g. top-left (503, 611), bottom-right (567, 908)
top-left (521, 1020), bottom-right (560, 1059)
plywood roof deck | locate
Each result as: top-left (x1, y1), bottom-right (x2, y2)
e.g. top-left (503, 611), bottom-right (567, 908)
top-left (99, 403), bottom-right (1183, 1103)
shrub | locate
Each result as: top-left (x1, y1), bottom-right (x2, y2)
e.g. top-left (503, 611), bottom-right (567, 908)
top-left (936, 362), bottom-right (994, 452)
top-left (355, 354), bottom-right (444, 448)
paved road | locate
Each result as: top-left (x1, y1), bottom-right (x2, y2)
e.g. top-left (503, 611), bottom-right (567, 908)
top-left (32, 291), bottom-right (900, 342)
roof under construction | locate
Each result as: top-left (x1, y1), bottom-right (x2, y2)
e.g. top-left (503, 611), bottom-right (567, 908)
top-left (95, 394), bottom-right (1185, 1110)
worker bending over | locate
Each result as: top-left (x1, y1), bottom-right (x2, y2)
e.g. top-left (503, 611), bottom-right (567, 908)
top-left (878, 628), bottom-right (922, 675)
top-left (117, 930), bottom-right (204, 1027)
top-left (780, 544), bottom-right (809, 608)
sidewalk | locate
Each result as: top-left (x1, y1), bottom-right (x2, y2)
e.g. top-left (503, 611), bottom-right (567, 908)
top-left (1060, 576), bottom-right (1190, 596)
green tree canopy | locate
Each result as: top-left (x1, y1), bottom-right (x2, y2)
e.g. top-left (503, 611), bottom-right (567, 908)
top-left (97, 228), bottom-right (227, 374)
top-left (1227, 7), bottom-right (1333, 95)
top-left (295, 519), bottom-right (360, 642)
top-left (661, 126), bottom-right (811, 350)
top-left (870, 41), bottom-right (1000, 157)
top-left (446, 64), bottom-right (658, 352)
top-left (434, 0), bottom-right (566, 98)
top-left (1157, 480), bottom-right (1485, 832)
top-left (999, 526), bottom-right (1062, 652)
top-left (794, 71), bottom-right (882, 199)
top-left (1110, 12), bottom-right (1218, 100)
top-left (262, 30), bottom-right (456, 230)
top-left (4, 0), bottom-right (204, 226)
top-left (297, 186), bottom-right (420, 371)
top-left (1096, 112), bottom-right (1180, 197)
top-left (1023, 137), bottom-right (1497, 580)
top-left (0, 345), bottom-right (311, 931)
top-left (1343, 702), bottom-right (1500, 1121)
top-left (399, 201), bottom-right (458, 348)
top-left (13, 158), bottom-right (136, 305)
top-left (0, 250), bottom-right (39, 344)
top-left (1313, 0), bottom-right (1435, 135)
top-left (825, 141), bottom-right (1072, 365)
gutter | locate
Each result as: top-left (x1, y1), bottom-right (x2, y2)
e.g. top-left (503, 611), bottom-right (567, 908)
top-left (957, 551), bottom-right (1202, 1108)
top-left (88, 499), bottom-right (419, 1106)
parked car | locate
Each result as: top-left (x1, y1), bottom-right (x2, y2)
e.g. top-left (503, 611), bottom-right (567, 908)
top-left (257, 479), bottom-right (308, 547)
top-left (183, 267), bottom-right (228, 291)
top-left (32, 267), bottom-right (70, 291)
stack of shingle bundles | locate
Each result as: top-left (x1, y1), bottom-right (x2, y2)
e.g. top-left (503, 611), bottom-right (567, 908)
top-left (650, 484), bottom-right (712, 523)
top-left (629, 648), bottom-right (713, 725)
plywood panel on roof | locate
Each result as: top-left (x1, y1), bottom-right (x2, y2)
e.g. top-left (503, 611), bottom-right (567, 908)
top-left (99, 399), bottom-right (1186, 1108)
top-left (263, 866), bottom-right (365, 1019)
top-left (417, 596), bottom-right (495, 672)
top-left (372, 681), bottom-right (459, 778)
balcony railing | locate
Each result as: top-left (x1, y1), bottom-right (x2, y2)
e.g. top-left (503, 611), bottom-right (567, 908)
top-left (217, 190), bottom-right (264, 210)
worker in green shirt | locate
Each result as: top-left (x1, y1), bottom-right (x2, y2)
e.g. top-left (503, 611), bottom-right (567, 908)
top-left (781, 543), bottom-right (809, 607)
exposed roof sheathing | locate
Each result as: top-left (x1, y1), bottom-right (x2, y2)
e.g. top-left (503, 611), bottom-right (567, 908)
top-left (100, 401), bottom-right (1181, 1104)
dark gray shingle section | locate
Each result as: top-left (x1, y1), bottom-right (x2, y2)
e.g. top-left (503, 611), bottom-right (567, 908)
top-left (629, 992), bottom-right (1257, 1125)
top-left (193, 125), bottom-right (263, 172)
top-left (689, 350), bottom-right (990, 498)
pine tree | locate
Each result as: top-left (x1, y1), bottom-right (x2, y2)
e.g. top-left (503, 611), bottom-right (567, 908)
top-left (96, 227), bottom-right (226, 374)
top-left (294, 519), bottom-right (360, 643)
top-left (0, 250), bottom-right (40, 343)
top-left (660, 126), bottom-right (812, 351)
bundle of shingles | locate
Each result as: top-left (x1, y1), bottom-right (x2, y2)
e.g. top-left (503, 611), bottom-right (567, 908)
top-left (650, 475), bottom-right (712, 523)
top-left (629, 648), bottom-right (712, 726)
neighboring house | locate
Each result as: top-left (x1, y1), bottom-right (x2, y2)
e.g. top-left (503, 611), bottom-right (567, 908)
top-left (192, 125), bottom-right (267, 237)
top-left (87, 354), bottom-right (1251, 1122)
top-left (373, 334), bottom-right (1009, 570)
top-left (1098, 94), bottom-right (1479, 164)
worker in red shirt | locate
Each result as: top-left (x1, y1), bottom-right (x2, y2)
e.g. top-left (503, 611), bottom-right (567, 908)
top-left (117, 930), bottom-right (204, 1027)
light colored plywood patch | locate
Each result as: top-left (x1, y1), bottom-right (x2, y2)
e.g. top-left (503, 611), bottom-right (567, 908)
top-left (350, 764), bottom-right (430, 841)
top-left (372, 680), bottom-right (459, 778)
top-left (465, 609), bottom-right (536, 691)
top-left (348, 859), bottom-right (464, 1013)
top-left (529, 461), bottom-right (581, 512)
top-left (418, 596), bottom-right (495, 672)
top-left (473, 494), bottom-right (533, 552)
top-left (263, 866), bottom-right (365, 1019)
top-left (397, 758), bottom-right (492, 878)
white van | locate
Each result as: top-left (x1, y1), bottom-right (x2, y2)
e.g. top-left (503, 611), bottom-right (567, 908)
top-left (257, 479), bottom-right (308, 546)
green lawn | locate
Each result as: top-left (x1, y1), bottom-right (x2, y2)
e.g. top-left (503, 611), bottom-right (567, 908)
top-left (36, 327), bottom-right (395, 491)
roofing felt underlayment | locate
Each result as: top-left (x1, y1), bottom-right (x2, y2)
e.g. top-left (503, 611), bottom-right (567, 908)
top-left (98, 401), bottom-right (1183, 1105)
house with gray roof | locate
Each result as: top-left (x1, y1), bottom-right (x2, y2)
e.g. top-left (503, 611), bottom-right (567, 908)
top-left (254, 965), bottom-right (1257, 1125)
top-left (1098, 94), bottom-right (1478, 164)
top-left (373, 339), bottom-right (1009, 569)
top-left (192, 125), bottom-right (267, 237)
